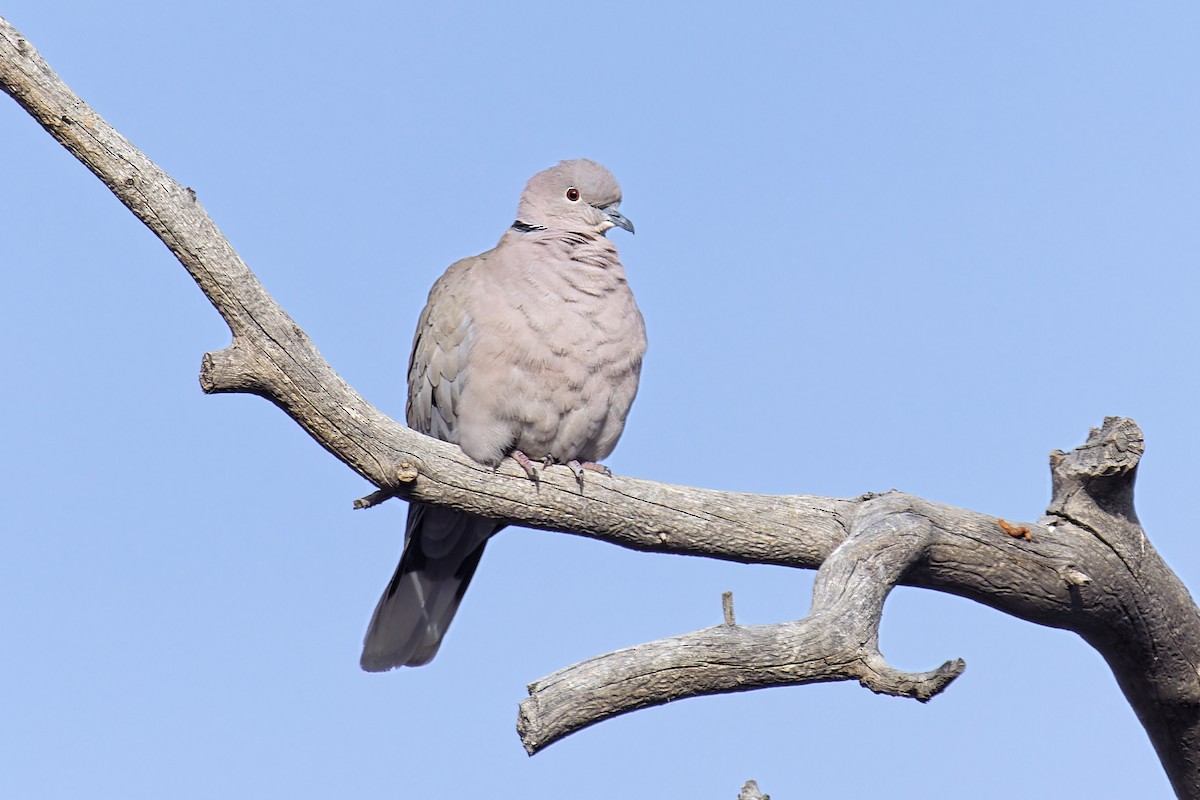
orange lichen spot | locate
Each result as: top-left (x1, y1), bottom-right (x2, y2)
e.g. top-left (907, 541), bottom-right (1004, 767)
top-left (998, 519), bottom-right (1032, 541)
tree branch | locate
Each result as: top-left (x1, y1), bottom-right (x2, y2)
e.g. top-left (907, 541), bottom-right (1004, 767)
top-left (738, 780), bottom-right (769, 800)
top-left (518, 493), bottom-right (966, 752)
top-left (4, 16), bottom-right (1199, 797)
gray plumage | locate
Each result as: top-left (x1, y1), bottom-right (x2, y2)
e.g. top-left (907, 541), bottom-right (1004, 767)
top-left (360, 159), bottom-right (646, 671)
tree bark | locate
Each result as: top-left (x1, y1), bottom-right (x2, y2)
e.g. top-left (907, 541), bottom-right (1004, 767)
top-left (738, 780), bottom-right (769, 800)
top-left (3, 16), bottom-right (1198, 797)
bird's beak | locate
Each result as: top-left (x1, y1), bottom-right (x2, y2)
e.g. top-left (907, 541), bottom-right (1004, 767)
top-left (603, 207), bottom-right (635, 234)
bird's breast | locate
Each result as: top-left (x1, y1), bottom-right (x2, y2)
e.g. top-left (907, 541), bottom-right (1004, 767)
top-left (456, 242), bottom-right (646, 466)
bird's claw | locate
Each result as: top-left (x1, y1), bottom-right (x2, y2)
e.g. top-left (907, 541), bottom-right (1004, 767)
top-left (567, 459), bottom-right (612, 481)
top-left (511, 450), bottom-right (540, 482)
top-left (530, 454), bottom-right (612, 485)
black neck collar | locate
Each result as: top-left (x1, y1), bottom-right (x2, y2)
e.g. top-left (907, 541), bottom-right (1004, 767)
top-left (511, 220), bottom-right (546, 233)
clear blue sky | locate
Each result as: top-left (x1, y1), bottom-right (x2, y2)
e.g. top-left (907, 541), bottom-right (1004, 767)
top-left (3, 3), bottom-right (1197, 797)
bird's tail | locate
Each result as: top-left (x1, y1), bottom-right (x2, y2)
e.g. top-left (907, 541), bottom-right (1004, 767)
top-left (360, 504), bottom-right (500, 671)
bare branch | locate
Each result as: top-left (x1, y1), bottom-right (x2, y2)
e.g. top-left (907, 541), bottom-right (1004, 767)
top-left (4, 16), bottom-right (1199, 796)
top-left (738, 780), bottom-right (769, 800)
top-left (1045, 417), bottom-right (1200, 797)
top-left (517, 492), bottom-right (967, 753)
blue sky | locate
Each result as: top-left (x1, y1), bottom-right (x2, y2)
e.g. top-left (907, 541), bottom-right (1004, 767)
top-left (2, 3), bottom-right (1197, 797)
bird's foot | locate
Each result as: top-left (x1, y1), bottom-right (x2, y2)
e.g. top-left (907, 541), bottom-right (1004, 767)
top-left (510, 450), bottom-right (540, 483)
top-left (533, 454), bottom-right (612, 485)
top-left (567, 460), bottom-right (613, 480)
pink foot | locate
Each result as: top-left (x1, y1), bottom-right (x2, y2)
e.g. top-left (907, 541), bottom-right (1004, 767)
top-left (566, 460), bottom-right (613, 480)
top-left (510, 450), bottom-right (539, 482)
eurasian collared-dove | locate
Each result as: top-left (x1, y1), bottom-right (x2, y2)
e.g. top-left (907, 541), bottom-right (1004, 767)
top-left (360, 159), bottom-right (646, 671)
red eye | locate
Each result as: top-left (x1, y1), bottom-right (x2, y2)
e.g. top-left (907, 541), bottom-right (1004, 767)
top-left (565, 187), bottom-right (580, 202)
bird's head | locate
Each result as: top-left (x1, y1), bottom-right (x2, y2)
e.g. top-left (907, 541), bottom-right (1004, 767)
top-left (515, 159), bottom-right (634, 236)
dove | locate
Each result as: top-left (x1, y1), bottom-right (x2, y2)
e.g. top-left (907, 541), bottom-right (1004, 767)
top-left (360, 159), bottom-right (646, 671)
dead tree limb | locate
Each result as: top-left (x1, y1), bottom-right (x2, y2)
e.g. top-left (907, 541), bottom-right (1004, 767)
top-left (518, 492), bottom-right (968, 752)
top-left (738, 780), bottom-right (769, 800)
top-left (3, 16), bottom-right (1198, 797)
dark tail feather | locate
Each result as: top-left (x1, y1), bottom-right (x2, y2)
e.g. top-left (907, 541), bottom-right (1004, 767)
top-left (360, 504), bottom-right (499, 671)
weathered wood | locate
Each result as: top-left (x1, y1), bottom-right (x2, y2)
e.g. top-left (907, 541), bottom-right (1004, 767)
top-left (4, 16), bottom-right (1198, 796)
top-left (518, 492), bottom-right (968, 752)
top-left (738, 780), bottom-right (769, 800)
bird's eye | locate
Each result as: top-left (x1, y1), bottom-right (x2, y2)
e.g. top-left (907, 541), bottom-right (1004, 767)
top-left (565, 187), bottom-right (580, 202)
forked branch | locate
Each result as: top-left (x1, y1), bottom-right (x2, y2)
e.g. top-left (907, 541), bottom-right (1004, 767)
top-left (518, 494), bottom-right (966, 752)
